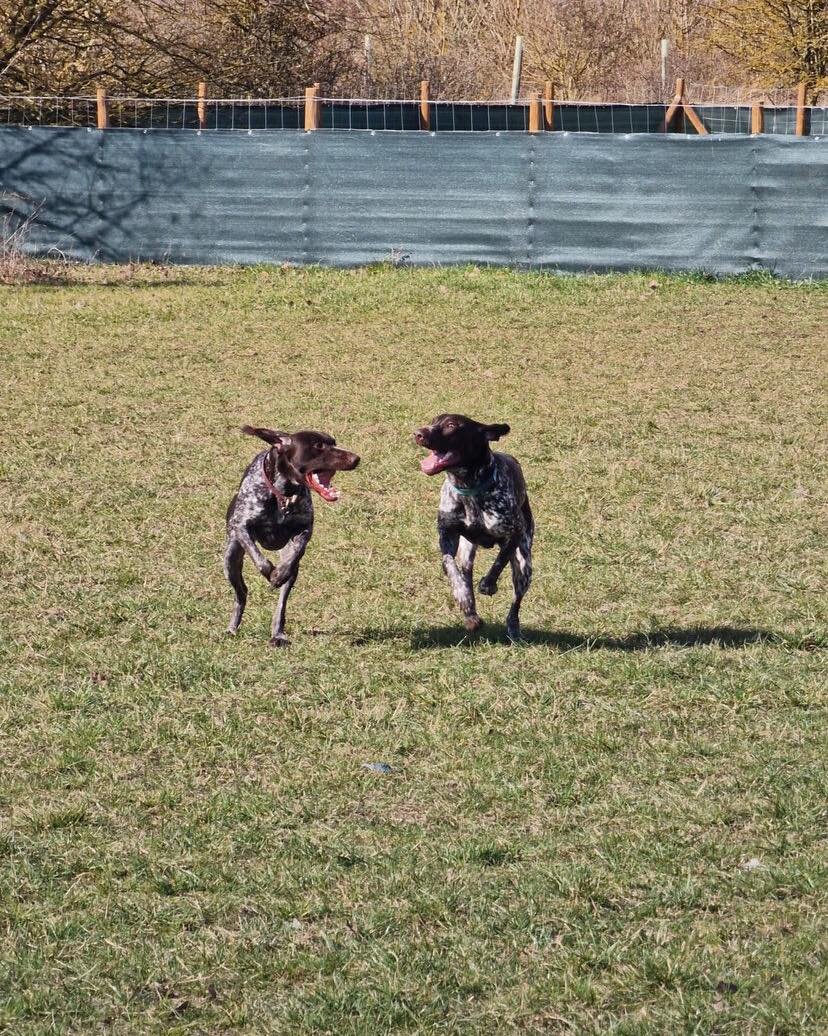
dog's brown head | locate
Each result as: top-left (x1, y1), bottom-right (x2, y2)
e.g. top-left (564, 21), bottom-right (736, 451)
top-left (413, 413), bottom-right (510, 476)
top-left (242, 425), bottom-right (359, 502)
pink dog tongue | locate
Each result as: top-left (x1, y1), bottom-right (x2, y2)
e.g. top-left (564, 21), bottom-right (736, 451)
top-left (306, 470), bottom-right (341, 502)
top-left (420, 452), bottom-right (443, 475)
top-left (420, 451), bottom-right (458, 475)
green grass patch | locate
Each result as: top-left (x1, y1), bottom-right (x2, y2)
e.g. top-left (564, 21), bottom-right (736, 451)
top-left (1, 265), bottom-right (826, 1033)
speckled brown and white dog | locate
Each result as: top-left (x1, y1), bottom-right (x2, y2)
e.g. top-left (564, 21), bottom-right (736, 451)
top-left (224, 425), bottom-right (359, 646)
top-left (414, 414), bottom-right (533, 642)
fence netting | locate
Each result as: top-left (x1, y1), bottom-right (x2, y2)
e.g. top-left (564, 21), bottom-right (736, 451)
top-left (1, 129), bottom-right (825, 279)
top-left (1, 94), bottom-right (827, 135)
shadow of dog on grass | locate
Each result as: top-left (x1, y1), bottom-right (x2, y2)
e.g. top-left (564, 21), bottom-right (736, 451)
top-left (349, 624), bottom-right (817, 651)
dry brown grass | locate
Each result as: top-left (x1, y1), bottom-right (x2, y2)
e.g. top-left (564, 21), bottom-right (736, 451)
top-left (0, 203), bottom-right (46, 285)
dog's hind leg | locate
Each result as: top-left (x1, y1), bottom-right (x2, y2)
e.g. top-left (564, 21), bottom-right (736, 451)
top-left (506, 505), bottom-right (533, 643)
top-left (224, 537), bottom-right (248, 634)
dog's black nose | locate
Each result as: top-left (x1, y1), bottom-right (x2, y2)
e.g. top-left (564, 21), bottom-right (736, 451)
top-left (413, 429), bottom-right (427, 445)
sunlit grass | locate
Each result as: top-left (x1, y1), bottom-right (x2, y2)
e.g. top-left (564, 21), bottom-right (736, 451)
top-left (1, 265), bottom-right (826, 1033)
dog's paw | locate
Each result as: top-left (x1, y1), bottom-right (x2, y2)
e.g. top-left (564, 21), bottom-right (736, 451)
top-left (464, 614), bottom-right (483, 633)
top-left (478, 577), bottom-right (498, 596)
top-left (506, 623), bottom-right (523, 644)
top-left (269, 634), bottom-right (290, 649)
top-left (269, 567), bottom-right (288, 589)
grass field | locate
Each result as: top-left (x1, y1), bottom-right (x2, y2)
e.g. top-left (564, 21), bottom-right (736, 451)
top-left (1, 265), bottom-right (826, 1034)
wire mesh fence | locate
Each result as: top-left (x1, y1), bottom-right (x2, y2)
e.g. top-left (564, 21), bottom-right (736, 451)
top-left (698, 105), bottom-right (827, 135)
top-left (0, 95), bottom-right (307, 130)
top-left (315, 99), bottom-right (662, 133)
top-left (1, 92), bottom-right (825, 135)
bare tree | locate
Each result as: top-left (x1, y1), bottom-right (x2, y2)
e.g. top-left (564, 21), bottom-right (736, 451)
top-left (1, 1), bottom-right (351, 96)
top-left (709, 0), bottom-right (827, 95)
top-left (331, 0), bottom-right (731, 100)
top-left (2, 0), bottom-right (822, 101)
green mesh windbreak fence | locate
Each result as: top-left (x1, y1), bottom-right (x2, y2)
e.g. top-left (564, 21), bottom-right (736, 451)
top-left (2, 128), bottom-right (826, 277)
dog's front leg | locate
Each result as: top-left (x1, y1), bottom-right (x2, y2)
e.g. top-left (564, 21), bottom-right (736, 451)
top-left (268, 529), bottom-right (310, 589)
top-left (268, 531), bottom-right (310, 647)
top-left (236, 525), bottom-right (276, 581)
top-left (439, 526), bottom-right (481, 632)
top-left (270, 568), bottom-right (299, 647)
top-left (478, 531), bottom-right (520, 596)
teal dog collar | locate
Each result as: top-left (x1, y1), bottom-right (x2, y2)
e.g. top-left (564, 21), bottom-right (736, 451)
top-left (450, 463), bottom-right (497, 497)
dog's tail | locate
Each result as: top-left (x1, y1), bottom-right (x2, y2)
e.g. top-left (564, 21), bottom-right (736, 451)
top-left (240, 425), bottom-right (287, 445)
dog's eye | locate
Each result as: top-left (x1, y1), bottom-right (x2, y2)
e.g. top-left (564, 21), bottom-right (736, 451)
top-left (443, 424), bottom-right (456, 433)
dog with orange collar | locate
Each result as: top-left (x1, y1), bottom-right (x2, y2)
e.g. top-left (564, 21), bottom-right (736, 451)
top-left (224, 425), bottom-right (359, 646)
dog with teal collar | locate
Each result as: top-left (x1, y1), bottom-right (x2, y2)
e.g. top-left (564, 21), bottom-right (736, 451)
top-left (414, 414), bottom-right (534, 642)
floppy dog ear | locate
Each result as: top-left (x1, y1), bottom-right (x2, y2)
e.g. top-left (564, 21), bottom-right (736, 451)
top-left (484, 423), bottom-right (510, 441)
top-left (240, 425), bottom-right (292, 450)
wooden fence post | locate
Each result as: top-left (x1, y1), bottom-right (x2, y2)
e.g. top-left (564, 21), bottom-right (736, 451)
top-left (528, 92), bottom-right (541, 133)
top-left (304, 85), bottom-right (319, 131)
top-left (197, 81), bottom-right (207, 130)
top-left (681, 93), bottom-right (708, 135)
top-left (663, 77), bottom-right (684, 131)
top-left (96, 87), bottom-right (109, 129)
top-left (543, 80), bottom-right (554, 131)
top-left (510, 36), bottom-right (523, 104)
top-left (662, 77), bottom-right (707, 135)
top-left (750, 99), bottom-right (764, 135)
top-left (420, 79), bottom-right (430, 130)
top-left (795, 82), bottom-right (807, 136)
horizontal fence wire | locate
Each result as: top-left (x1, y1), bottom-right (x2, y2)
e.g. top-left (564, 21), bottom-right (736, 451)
top-left (517, 79), bottom-right (827, 106)
top-left (0, 94), bottom-right (825, 135)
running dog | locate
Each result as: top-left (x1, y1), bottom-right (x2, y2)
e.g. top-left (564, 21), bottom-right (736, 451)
top-left (414, 413), bottom-right (533, 641)
top-left (224, 425), bottom-right (359, 646)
